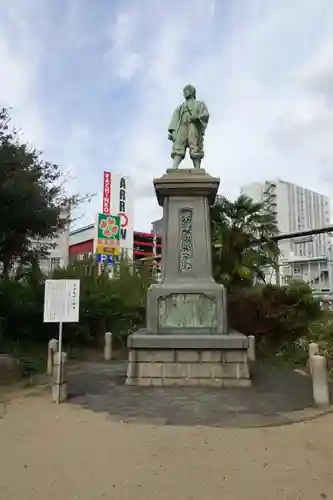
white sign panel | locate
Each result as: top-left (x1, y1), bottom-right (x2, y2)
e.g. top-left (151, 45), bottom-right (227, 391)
top-left (43, 279), bottom-right (80, 323)
top-left (109, 172), bottom-right (134, 258)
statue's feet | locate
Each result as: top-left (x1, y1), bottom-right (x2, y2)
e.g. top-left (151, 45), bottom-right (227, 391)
top-left (172, 156), bottom-right (182, 169)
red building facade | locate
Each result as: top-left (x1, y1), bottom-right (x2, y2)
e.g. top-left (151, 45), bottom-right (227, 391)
top-left (69, 224), bottom-right (161, 261)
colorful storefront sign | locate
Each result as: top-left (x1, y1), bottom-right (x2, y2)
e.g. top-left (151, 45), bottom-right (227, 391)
top-left (102, 172), bottom-right (134, 258)
top-left (96, 213), bottom-right (120, 256)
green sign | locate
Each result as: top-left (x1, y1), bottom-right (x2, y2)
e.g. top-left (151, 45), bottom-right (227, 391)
top-left (97, 214), bottom-right (120, 240)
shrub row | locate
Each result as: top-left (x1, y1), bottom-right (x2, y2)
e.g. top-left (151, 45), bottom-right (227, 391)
top-left (0, 262), bottom-right (323, 358)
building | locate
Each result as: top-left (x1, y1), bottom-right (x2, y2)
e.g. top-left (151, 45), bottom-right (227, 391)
top-left (151, 218), bottom-right (164, 237)
top-left (241, 179), bottom-right (333, 292)
top-left (36, 202), bottom-right (70, 275)
top-left (69, 224), bottom-right (162, 262)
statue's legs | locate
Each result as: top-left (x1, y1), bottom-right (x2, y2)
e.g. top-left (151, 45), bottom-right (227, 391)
top-left (172, 155), bottom-right (183, 169)
top-left (171, 136), bottom-right (186, 169)
top-left (189, 123), bottom-right (203, 169)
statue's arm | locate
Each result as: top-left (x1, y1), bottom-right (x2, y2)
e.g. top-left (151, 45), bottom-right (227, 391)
top-left (168, 106), bottom-right (181, 141)
top-left (168, 106), bottom-right (181, 131)
top-left (199, 101), bottom-right (209, 123)
top-left (197, 101), bottom-right (209, 134)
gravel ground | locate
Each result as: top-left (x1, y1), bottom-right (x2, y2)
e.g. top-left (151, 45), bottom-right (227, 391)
top-left (1, 392), bottom-right (333, 500)
top-left (67, 361), bottom-right (333, 427)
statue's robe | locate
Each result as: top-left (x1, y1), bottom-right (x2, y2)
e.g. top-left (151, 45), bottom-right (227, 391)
top-left (168, 98), bottom-right (209, 160)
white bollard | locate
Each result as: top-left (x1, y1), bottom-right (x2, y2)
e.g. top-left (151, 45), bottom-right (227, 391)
top-left (311, 354), bottom-right (330, 407)
top-left (247, 335), bottom-right (256, 361)
top-left (104, 332), bottom-right (112, 361)
top-left (308, 342), bottom-right (319, 374)
top-left (47, 338), bottom-right (58, 375)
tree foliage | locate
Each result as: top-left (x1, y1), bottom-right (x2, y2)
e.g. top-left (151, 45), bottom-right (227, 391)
top-left (211, 194), bottom-right (279, 289)
top-left (0, 108), bottom-right (88, 277)
top-left (228, 280), bottom-right (322, 356)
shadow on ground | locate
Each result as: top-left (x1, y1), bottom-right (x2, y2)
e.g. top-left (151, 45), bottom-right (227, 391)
top-left (67, 361), bottom-right (333, 428)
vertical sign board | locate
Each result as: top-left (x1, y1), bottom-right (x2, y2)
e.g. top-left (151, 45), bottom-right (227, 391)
top-left (43, 279), bottom-right (80, 404)
top-left (43, 280), bottom-right (80, 323)
top-left (103, 171), bottom-right (111, 214)
top-left (109, 173), bottom-right (134, 260)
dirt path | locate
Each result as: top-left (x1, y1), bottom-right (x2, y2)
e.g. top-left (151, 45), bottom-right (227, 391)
top-left (1, 392), bottom-right (333, 500)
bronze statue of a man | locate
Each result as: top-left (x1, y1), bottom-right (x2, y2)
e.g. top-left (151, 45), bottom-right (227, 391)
top-left (168, 85), bottom-right (209, 169)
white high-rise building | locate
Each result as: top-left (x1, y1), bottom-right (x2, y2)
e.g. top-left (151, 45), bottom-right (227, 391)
top-left (241, 179), bottom-right (333, 292)
top-left (241, 179), bottom-right (331, 259)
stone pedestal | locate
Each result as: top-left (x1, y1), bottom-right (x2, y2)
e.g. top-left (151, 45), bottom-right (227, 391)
top-left (126, 168), bottom-right (251, 387)
top-left (126, 333), bottom-right (250, 387)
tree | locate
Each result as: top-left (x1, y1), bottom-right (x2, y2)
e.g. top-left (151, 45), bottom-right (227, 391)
top-left (0, 108), bottom-right (78, 277)
top-left (211, 194), bottom-right (279, 289)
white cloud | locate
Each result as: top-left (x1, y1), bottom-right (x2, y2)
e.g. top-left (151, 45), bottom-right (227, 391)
top-left (105, 9), bottom-right (143, 80)
top-left (1, 0), bottom-right (333, 231)
top-left (104, 0), bottom-right (333, 229)
top-left (0, 0), bottom-right (46, 146)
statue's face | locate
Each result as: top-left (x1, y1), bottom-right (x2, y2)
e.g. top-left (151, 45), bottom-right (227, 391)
top-left (183, 85), bottom-right (195, 99)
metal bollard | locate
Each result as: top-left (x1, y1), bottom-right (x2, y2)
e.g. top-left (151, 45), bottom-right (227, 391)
top-left (247, 335), bottom-right (256, 361)
top-left (308, 342), bottom-right (319, 374)
top-left (47, 338), bottom-right (58, 375)
top-left (104, 332), bottom-right (112, 361)
top-left (311, 354), bottom-right (330, 407)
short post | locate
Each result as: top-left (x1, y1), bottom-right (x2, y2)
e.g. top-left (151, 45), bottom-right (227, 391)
top-left (311, 354), bottom-right (330, 407)
top-left (52, 352), bottom-right (68, 403)
top-left (247, 335), bottom-right (256, 361)
top-left (309, 342), bottom-right (319, 374)
top-left (104, 332), bottom-right (112, 361)
top-left (47, 338), bottom-right (58, 375)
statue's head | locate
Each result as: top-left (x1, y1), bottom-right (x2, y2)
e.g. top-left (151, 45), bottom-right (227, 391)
top-left (183, 84), bottom-right (196, 99)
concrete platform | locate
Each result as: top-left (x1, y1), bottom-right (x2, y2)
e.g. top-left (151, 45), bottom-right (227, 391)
top-left (126, 333), bottom-right (250, 387)
top-left (127, 333), bottom-right (249, 349)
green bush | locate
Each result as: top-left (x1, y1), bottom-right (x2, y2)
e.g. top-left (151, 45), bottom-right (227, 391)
top-left (0, 258), bottom-right (152, 350)
top-left (0, 270), bottom-right (49, 344)
top-left (272, 312), bottom-right (333, 369)
top-left (0, 259), bottom-right (325, 366)
top-left (307, 312), bottom-right (333, 361)
top-left (228, 280), bottom-right (322, 356)
top-left (53, 258), bottom-right (151, 347)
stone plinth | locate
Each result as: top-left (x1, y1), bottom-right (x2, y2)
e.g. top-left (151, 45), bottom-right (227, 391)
top-left (126, 168), bottom-right (251, 388)
top-left (154, 169), bottom-right (218, 284)
top-left (126, 334), bottom-right (251, 387)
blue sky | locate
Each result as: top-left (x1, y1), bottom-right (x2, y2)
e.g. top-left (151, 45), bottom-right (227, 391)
top-left (1, 0), bottom-right (333, 230)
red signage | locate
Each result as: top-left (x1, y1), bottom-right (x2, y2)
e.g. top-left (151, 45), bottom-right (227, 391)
top-left (118, 212), bottom-right (128, 228)
top-left (103, 171), bottom-right (111, 214)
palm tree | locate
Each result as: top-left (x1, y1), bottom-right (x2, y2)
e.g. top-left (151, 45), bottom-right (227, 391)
top-left (211, 194), bottom-right (279, 289)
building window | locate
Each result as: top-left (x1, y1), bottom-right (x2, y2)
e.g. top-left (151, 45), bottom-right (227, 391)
top-left (51, 258), bottom-right (61, 271)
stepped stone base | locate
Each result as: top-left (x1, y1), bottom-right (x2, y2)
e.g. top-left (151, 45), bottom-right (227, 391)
top-left (126, 334), bottom-right (251, 388)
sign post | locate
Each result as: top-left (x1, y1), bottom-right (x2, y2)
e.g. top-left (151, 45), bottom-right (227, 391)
top-left (43, 279), bottom-right (80, 404)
